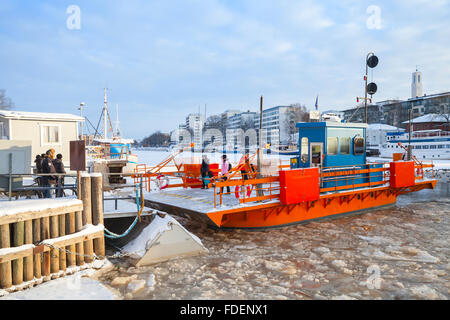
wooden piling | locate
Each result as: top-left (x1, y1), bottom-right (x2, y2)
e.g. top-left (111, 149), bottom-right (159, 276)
top-left (91, 173), bottom-right (105, 258)
top-left (12, 221), bottom-right (24, 285)
top-left (81, 174), bottom-right (92, 225)
top-left (0, 224), bottom-right (12, 289)
top-left (33, 218), bottom-right (42, 279)
top-left (41, 217), bottom-right (50, 276)
top-left (75, 211), bottom-right (84, 266)
top-left (50, 216), bottom-right (59, 274)
top-left (66, 212), bottom-right (76, 267)
top-left (24, 220), bottom-right (34, 282)
top-left (81, 174), bottom-right (94, 263)
top-left (58, 214), bottom-right (67, 271)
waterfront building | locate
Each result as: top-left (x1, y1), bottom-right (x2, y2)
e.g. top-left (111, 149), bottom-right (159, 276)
top-left (0, 110), bottom-right (84, 166)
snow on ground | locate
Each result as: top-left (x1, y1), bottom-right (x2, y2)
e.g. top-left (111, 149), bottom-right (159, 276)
top-left (0, 264), bottom-right (120, 300)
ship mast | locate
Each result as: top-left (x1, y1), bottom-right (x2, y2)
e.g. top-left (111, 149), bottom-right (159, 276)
top-left (115, 104), bottom-right (120, 137)
top-left (103, 88), bottom-right (108, 140)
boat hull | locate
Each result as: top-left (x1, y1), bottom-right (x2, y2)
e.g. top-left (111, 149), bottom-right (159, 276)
top-left (207, 180), bottom-right (436, 229)
top-left (206, 187), bottom-right (398, 229)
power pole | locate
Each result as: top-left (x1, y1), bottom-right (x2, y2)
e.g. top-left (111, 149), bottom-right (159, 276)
top-left (257, 96), bottom-right (264, 198)
top-left (408, 108), bottom-right (413, 161)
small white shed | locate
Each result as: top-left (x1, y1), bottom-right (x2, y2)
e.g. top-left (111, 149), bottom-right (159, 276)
top-left (0, 110), bottom-right (84, 168)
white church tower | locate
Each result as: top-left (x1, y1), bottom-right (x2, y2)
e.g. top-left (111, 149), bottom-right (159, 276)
top-left (411, 68), bottom-right (423, 98)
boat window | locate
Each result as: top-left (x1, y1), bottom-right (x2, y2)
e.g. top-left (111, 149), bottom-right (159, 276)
top-left (430, 145), bottom-right (437, 149)
top-left (415, 146), bottom-right (422, 149)
top-left (353, 137), bottom-right (365, 155)
top-left (423, 145), bottom-right (429, 149)
top-left (311, 145), bottom-right (322, 165)
top-left (300, 137), bottom-right (308, 163)
top-left (438, 145), bottom-right (444, 149)
top-left (327, 137), bottom-right (338, 155)
top-left (340, 137), bottom-right (350, 155)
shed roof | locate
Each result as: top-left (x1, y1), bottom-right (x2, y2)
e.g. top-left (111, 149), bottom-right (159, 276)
top-left (0, 110), bottom-right (84, 122)
top-left (296, 121), bottom-right (368, 129)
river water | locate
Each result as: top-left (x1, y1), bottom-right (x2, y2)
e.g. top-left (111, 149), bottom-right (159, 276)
top-left (99, 150), bottom-right (450, 300)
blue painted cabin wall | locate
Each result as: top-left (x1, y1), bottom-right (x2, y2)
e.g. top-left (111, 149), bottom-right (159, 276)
top-left (292, 122), bottom-right (381, 189)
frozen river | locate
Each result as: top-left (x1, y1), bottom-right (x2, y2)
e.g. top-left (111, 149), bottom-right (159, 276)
top-left (99, 150), bottom-right (449, 300)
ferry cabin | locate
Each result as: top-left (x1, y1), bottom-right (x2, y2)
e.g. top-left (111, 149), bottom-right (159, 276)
top-left (292, 122), bottom-right (367, 169)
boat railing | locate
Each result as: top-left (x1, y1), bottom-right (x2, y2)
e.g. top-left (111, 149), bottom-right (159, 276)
top-left (86, 144), bottom-right (129, 161)
top-left (210, 161), bottom-right (434, 208)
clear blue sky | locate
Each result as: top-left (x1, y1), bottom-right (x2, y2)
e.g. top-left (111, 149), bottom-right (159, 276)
top-left (1, 0), bottom-right (449, 140)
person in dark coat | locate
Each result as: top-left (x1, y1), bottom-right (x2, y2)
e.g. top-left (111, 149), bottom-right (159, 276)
top-left (53, 153), bottom-right (66, 197)
top-left (34, 155), bottom-right (43, 173)
top-left (200, 155), bottom-right (210, 189)
top-left (41, 150), bottom-right (57, 198)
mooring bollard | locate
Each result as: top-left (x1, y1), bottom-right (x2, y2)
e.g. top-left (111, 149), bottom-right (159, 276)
top-left (91, 173), bottom-right (105, 259)
top-left (81, 173), bottom-right (94, 263)
top-left (0, 224), bottom-right (12, 289)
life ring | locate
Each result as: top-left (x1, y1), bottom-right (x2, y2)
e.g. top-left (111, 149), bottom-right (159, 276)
top-left (416, 167), bottom-right (423, 176)
top-left (156, 174), bottom-right (169, 190)
top-left (235, 185), bottom-right (252, 199)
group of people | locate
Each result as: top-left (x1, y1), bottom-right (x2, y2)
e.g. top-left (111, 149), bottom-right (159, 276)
top-left (200, 154), bottom-right (255, 194)
top-left (34, 149), bottom-right (66, 198)
top-left (201, 154), bottom-right (232, 193)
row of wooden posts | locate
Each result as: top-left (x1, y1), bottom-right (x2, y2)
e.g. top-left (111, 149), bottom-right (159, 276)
top-left (0, 174), bottom-right (105, 290)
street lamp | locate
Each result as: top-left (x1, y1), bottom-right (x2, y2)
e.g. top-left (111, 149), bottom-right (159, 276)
top-left (78, 102), bottom-right (86, 140)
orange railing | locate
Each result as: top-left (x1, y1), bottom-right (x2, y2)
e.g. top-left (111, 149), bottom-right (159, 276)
top-left (209, 161), bottom-right (434, 208)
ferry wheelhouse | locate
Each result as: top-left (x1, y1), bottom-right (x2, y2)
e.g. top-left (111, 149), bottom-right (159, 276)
top-left (134, 122), bottom-right (437, 229)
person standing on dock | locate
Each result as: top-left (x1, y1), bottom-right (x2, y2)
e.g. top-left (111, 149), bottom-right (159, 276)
top-left (201, 155), bottom-right (210, 189)
top-left (53, 153), bottom-right (66, 197)
top-left (42, 150), bottom-right (57, 198)
top-left (220, 155), bottom-right (231, 194)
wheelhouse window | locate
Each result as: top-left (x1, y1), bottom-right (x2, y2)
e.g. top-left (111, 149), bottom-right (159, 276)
top-left (353, 137), bottom-right (365, 155)
top-left (327, 137), bottom-right (338, 155)
top-left (300, 137), bottom-right (308, 163)
top-left (41, 125), bottom-right (60, 145)
top-left (340, 137), bottom-right (350, 155)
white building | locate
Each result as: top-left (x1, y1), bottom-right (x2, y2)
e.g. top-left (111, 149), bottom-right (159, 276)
top-left (186, 113), bottom-right (205, 151)
top-left (0, 110), bottom-right (84, 166)
top-left (254, 106), bottom-right (300, 146)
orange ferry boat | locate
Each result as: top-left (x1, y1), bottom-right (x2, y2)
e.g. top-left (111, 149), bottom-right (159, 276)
top-left (134, 122), bottom-right (437, 229)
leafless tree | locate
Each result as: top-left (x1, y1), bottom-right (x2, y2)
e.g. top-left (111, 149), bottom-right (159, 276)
top-left (284, 104), bottom-right (309, 142)
top-left (0, 89), bottom-right (14, 110)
